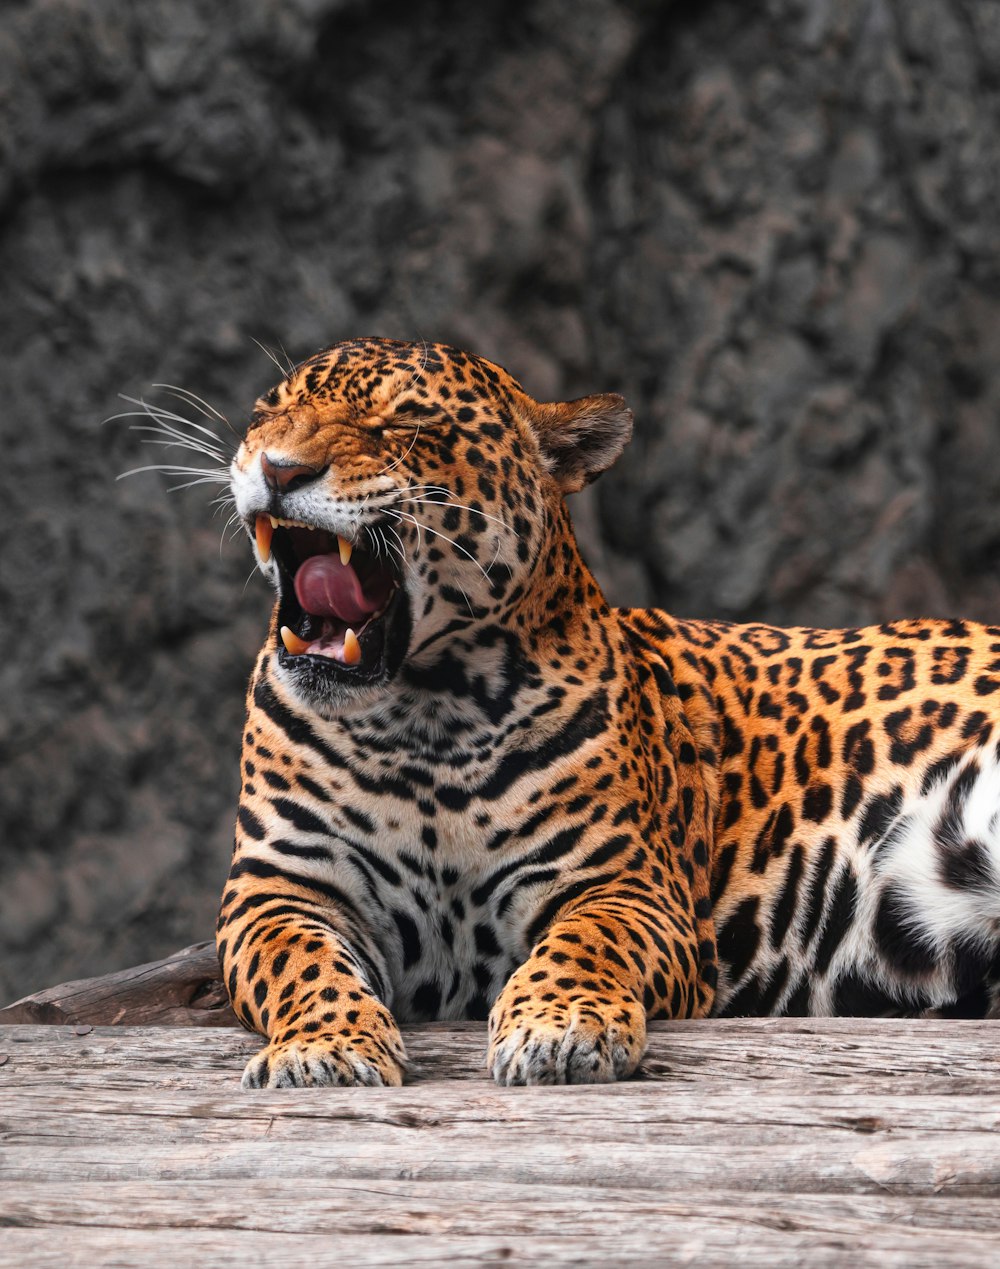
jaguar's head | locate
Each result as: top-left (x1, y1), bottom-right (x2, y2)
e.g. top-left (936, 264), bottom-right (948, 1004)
top-left (230, 337), bottom-right (632, 715)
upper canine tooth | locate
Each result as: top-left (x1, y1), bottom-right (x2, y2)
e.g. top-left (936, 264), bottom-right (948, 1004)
top-left (255, 514), bottom-right (273, 562)
top-left (269, 515), bottom-right (279, 529)
top-left (338, 535), bottom-right (353, 567)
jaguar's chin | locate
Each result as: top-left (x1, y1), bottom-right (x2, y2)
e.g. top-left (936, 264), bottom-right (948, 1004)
top-left (253, 514), bottom-right (412, 708)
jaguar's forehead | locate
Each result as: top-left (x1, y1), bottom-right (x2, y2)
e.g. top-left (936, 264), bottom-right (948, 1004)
top-left (250, 337), bottom-right (526, 428)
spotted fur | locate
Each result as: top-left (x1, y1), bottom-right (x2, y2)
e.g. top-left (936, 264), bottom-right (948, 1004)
top-left (216, 337), bottom-right (1000, 1088)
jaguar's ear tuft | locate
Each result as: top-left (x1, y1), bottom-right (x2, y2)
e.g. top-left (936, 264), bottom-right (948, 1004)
top-left (531, 393), bottom-right (633, 493)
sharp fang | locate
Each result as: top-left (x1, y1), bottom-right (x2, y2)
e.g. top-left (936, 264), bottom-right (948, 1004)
top-left (343, 628), bottom-right (362, 665)
top-left (269, 515), bottom-right (279, 528)
top-left (280, 625), bottom-right (311, 656)
top-left (255, 515), bottom-right (274, 562)
top-left (338, 534), bottom-right (353, 567)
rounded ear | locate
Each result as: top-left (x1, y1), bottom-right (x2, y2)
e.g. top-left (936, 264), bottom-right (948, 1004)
top-left (531, 393), bottom-right (634, 493)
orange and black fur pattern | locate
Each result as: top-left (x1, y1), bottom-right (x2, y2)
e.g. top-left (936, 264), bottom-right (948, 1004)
top-left (216, 338), bottom-right (1000, 1087)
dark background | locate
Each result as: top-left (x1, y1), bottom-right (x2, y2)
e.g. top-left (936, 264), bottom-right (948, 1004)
top-left (2, 0), bottom-right (999, 1001)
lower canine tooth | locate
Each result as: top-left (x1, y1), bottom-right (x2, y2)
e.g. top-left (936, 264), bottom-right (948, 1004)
top-left (280, 626), bottom-right (310, 656)
top-left (338, 534), bottom-right (353, 566)
top-left (343, 628), bottom-right (361, 665)
top-left (255, 515), bottom-right (273, 562)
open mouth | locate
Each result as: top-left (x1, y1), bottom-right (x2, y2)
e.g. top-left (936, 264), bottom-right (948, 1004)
top-left (254, 514), bottom-right (406, 683)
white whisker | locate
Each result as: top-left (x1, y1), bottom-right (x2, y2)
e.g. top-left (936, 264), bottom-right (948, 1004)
top-left (385, 508), bottom-right (494, 583)
top-left (377, 419), bottom-right (423, 478)
top-left (116, 463), bottom-right (229, 481)
top-left (486, 535), bottom-right (503, 574)
top-left (108, 412), bottom-right (227, 460)
top-left (252, 336), bottom-right (291, 380)
top-left (366, 479), bottom-right (517, 538)
top-left (115, 396), bottom-right (232, 455)
top-left (384, 523), bottom-right (407, 565)
top-left (165, 476), bottom-right (233, 492)
top-left (221, 509), bottom-right (244, 555)
top-left (127, 430), bottom-right (228, 462)
top-left (396, 493), bottom-right (514, 535)
top-left (152, 383), bottom-right (242, 442)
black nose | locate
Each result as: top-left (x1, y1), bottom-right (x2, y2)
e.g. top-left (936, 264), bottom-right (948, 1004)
top-left (261, 453), bottom-right (326, 494)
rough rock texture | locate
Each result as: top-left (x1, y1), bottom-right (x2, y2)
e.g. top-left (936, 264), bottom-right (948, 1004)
top-left (2, 0), bottom-right (998, 999)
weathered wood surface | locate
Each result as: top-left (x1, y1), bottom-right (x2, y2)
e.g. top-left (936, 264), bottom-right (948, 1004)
top-left (2, 1020), bottom-right (1000, 1267)
top-left (0, 941), bottom-right (237, 1028)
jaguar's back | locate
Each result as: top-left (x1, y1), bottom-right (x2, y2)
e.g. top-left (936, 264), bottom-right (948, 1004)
top-left (208, 337), bottom-right (1000, 1087)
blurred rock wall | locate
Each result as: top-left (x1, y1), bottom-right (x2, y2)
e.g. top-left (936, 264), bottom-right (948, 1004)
top-left (2, 0), bottom-right (998, 998)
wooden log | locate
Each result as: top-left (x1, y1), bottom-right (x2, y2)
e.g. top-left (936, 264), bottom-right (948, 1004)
top-left (6, 1179), bottom-right (1000, 1236)
top-left (3, 1021), bottom-right (1000, 1195)
top-left (3, 1016), bottom-right (1000, 1093)
top-left (0, 942), bottom-right (238, 1029)
top-left (4, 1104), bottom-right (998, 1194)
top-left (3, 1021), bottom-right (1000, 1267)
top-left (2, 1191), bottom-right (999, 1269)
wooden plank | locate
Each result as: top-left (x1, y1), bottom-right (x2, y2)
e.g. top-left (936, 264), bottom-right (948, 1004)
top-left (2, 1024), bottom-right (1000, 1196)
top-left (4, 1017), bottom-right (1000, 1090)
top-left (0, 942), bottom-right (237, 1029)
top-left (2, 1221), bottom-right (997, 1269)
top-left (5, 1180), bottom-right (1000, 1235)
top-left (0, 1192), bottom-right (994, 1263)
top-left (3, 1020), bottom-right (1000, 1266)
top-left (4, 1122), bottom-right (998, 1194)
top-left (6, 1081), bottom-right (998, 1133)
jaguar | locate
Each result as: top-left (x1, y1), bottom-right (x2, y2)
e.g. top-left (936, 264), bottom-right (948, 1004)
top-left (209, 336), bottom-right (1000, 1088)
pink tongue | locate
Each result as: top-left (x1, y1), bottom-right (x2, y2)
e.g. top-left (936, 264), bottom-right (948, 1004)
top-left (294, 554), bottom-right (385, 624)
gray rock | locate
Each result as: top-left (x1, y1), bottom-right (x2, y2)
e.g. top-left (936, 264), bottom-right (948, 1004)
top-left (2, 0), bottom-right (999, 997)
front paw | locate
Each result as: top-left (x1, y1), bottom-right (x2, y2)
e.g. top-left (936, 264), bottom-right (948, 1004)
top-left (242, 1004), bottom-right (406, 1089)
top-left (487, 982), bottom-right (647, 1086)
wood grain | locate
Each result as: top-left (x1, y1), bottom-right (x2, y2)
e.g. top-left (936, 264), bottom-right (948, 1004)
top-left (2, 1019), bottom-right (1000, 1266)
